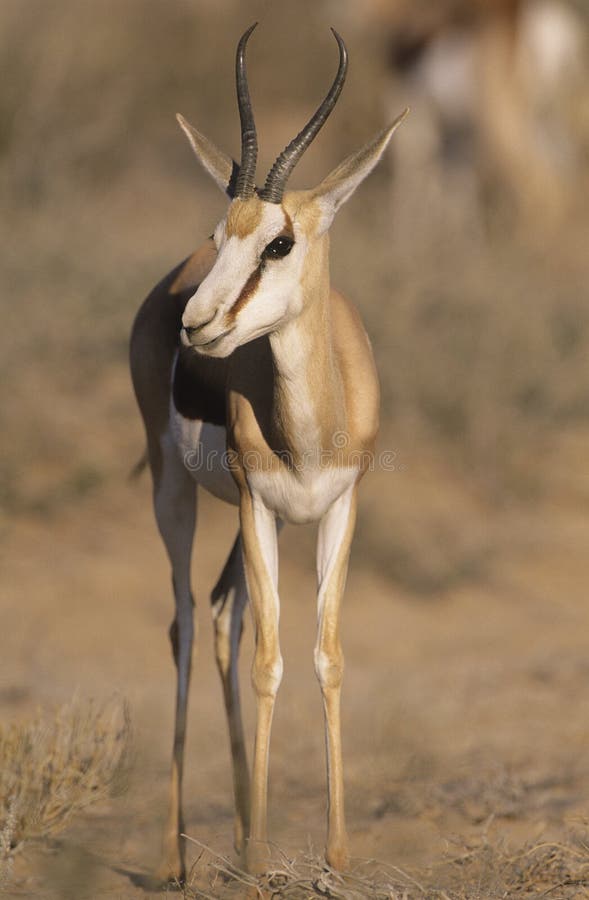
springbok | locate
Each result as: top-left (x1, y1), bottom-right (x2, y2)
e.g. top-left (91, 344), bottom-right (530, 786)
top-left (130, 23), bottom-right (406, 881)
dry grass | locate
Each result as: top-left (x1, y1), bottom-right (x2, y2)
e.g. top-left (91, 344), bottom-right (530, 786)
top-left (180, 837), bottom-right (426, 899)
top-left (0, 695), bottom-right (130, 864)
top-left (0, 801), bottom-right (16, 890)
top-left (176, 829), bottom-right (589, 899)
top-left (177, 828), bottom-right (589, 899)
top-left (432, 828), bottom-right (589, 899)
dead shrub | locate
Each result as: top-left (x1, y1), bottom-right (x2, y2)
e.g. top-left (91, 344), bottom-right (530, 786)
top-left (0, 695), bottom-right (130, 858)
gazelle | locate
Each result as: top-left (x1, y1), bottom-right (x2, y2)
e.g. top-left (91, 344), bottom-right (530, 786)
top-left (130, 23), bottom-right (406, 881)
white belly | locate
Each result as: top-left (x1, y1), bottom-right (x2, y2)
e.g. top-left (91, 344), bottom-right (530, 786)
top-left (170, 392), bottom-right (358, 521)
top-left (248, 464), bottom-right (358, 524)
top-left (170, 407), bottom-right (240, 506)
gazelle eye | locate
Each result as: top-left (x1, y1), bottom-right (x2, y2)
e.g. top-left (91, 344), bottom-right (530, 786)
top-left (263, 236), bottom-right (294, 260)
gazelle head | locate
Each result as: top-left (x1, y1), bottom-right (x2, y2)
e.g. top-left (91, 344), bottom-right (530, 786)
top-left (179, 24), bottom-right (407, 358)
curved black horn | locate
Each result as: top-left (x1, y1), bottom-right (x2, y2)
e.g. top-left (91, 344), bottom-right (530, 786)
top-left (260, 28), bottom-right (348, 204)
top-left (234, 23), bottom-right (259, 199)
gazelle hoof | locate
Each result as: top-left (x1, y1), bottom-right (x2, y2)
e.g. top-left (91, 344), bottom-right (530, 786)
top-left (154, 855), bottom-right (185, 887)
top-left (244, 839), bottom-right (272, 876)
top-left (325, 843), bottom-right (350, 871)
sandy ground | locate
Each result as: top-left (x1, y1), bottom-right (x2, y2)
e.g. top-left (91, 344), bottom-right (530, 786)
top-left (2, 442), bottom-right (589, 897)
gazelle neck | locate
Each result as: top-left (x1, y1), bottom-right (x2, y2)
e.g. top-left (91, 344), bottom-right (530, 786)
top-left (269, 234), bottom-right (346, 464)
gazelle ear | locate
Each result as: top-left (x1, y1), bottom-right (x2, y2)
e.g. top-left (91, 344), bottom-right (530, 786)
top-left (176, 113), bottom-right (239, 198)
top-left (310, 108), bottom-right (409, 232)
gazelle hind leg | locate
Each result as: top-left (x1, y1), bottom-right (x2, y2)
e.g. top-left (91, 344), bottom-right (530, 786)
top-left (152, 433), bottom-right (197, 883)
top-left (211, 532), bottom-right (250, 856)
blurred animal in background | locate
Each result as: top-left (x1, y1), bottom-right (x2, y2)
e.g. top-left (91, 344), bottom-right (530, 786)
top-left (131, 23), bottom-right (406, 884)
top-left (339, 0), bottom-right (587, 236)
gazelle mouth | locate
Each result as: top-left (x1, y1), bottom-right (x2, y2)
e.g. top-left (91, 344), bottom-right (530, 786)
top-left (193, 327), bottom-right (235, 352)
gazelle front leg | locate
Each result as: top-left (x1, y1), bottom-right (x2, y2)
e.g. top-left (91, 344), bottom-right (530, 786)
top-left (315, 483), bottom-right (358, 870)
top-left (239, 490), bottom-right (282, 874)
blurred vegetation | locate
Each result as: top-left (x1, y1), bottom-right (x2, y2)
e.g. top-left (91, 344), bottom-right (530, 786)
top-left (0, 696), bottom-right (129, 872)
top-left (2, 0), bottom-right (589, 592)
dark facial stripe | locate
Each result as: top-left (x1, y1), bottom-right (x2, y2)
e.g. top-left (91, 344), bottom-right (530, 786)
top-left (282, 209), bottom-right (294, 239)
top-left (223, 210), bottom-right (293, 326)
top-left (224, 263), bottom-right (263, 325)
